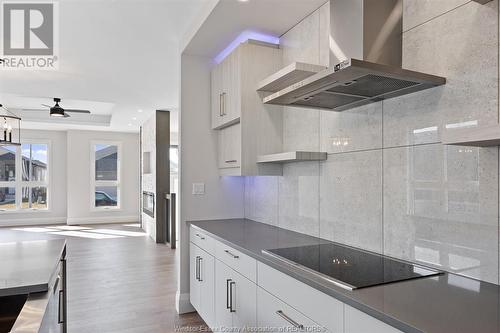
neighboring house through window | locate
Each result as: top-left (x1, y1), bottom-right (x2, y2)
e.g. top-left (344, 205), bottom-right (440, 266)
top-left (0, 143), bottom-right (49, 211)
top-left (92, 142), bottom-right (120, 209)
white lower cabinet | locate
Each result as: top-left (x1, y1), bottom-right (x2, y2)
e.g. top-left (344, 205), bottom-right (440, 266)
top-left (257, 287), bottom-right (321, 333)
top-left (345, 305), bottom-right (404, 333)
top-left (190, 242), bottom-right (215, 328)
top-left (190, 232), bottom-right (404, 333)
top-left (215, 259), bottom-right (257, 332)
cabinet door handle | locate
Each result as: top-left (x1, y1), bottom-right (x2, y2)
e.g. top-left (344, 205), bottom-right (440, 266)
top-left (53, 275), bottom-right (60, 294)
top-left (198, 257), bottom-right (203, 282)
top-left (224, 249), bottom-right (239, 259)
top-left (229, 281), bottom-right (236, 312)
top-left (226, 279), bottom-right (232, 309)
top-left (225, 160), bottom-right (237, 163)
top-left (195, 256), bottom-right (200, 281)
top-left (276, 310), bottom-right (304, 329)
top-left (222, 92), bottom-right (227, 116)
top-left (195, 233), bottom-right (205, 240)
top-left (58, 290), bottom-right (64, 324)
top-left (219, 93), bottom-right (223, 117)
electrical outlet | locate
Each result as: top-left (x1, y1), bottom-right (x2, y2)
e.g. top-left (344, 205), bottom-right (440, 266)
top-left (192, 183), bottom-right (205, 195)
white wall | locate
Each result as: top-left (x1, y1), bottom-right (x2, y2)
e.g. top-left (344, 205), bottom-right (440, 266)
top-left (141, 113), bottom-right (157, 239)
top-left (177, 54), bottom-right (245, 313)
top-left (0, 129), bottom-right (67, 226)
top-left (66, 130), bottom-right (140, 225)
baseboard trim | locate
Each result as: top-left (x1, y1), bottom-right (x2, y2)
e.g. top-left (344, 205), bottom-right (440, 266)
top-left (176, 292), bottom-right (195, 314)
top-left (0, 217), bottom-right (67, 227)
top-left (67, 215), bottom-right (139, 225)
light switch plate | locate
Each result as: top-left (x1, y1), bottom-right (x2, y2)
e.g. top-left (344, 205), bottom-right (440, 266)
top-left (192, 183), bottom-right (205, 195)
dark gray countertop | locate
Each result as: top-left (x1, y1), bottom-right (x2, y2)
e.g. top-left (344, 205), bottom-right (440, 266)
top-left (190, 219), bottom-right (500, 333)
top-left (0, 239), bottom-right (66, 297)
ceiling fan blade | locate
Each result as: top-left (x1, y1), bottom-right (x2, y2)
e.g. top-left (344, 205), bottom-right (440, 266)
top-left (41, 104), bottom-right (52, 108)
top-left (63, 113), bottom-right (70, 118)
top-left (64, 109), bottom-right (91, 114)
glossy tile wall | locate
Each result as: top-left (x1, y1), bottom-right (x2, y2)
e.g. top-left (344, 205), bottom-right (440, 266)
top-left (244, 0), bottom-right (500, 284)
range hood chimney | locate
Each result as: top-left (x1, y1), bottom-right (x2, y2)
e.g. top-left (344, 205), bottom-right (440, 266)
top-left (329, 0), bottom-right (402, 67)
top-left (262, 0), bottom-right (446, 112)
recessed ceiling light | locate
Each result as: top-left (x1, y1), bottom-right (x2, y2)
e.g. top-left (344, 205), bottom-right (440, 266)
top-left (238, 0), bottom-right (249, 2)
top-left (132, 117), bottom-right (137, 120)
top-left (128, 123), bottom-right (132, 126)
top-left (137, 109), bottom-right (143, 113)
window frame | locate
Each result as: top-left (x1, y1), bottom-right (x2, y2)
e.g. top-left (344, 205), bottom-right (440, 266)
top-left (0, 140), bottom-right (51, 213)
top-left (90, 141), bottom-right (121, 211)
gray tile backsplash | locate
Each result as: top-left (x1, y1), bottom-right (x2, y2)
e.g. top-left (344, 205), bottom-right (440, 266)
top-left (319, 150), bottom-right (383, 253)
top-left (384, 0), bottom-right (498, 148)
top-left (383, 144), bottom-right (499, 283)
top-left (243, 0), bottom-right (500, 284)
top-left (278, 162), bottom-right (320, 237)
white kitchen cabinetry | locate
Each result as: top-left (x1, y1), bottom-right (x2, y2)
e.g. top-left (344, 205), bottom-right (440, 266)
top-left (211, 40), bottom-right (283, 176)
top-left (212, 48), bottom-right (241, 130)
top-left (345, 305), bottom-right (404, 333)
top-left (189, 226), bottom-right (404, 333)
top-left (258, 262), bottom-right (343, 333)
top-left (218, 123), bottom-right (241, 170)
top-left (215, 259), bottom-right (257, 332)
top-left (190, 242), bottom-right (215, 327)
top-left (190, 243), bottom-right (201, 311)
top-left (257, 287), bottom-right (320, 333)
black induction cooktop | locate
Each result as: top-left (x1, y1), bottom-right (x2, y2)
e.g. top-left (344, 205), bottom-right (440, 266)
top-left (262, 243), bottom-right (441, 290)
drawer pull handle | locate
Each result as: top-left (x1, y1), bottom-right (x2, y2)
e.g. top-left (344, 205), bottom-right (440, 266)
top-left (229, 281), bottom-right (236, 313)
top-left (195, 233), bottom-right (206, 240)
top-left (276, 310), bottom-right (304, 329)
top-left (225, 160), bottom-right (237, 163)
top-left (224, 250), bottom-right (239, 259)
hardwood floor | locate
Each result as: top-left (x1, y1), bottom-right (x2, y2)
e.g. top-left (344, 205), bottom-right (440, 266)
top-left (0, 223), bottom-right (208, 333)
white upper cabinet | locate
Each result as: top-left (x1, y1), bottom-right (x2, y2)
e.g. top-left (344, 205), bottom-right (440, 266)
top-left (211, 40), bottom-right (284, 176)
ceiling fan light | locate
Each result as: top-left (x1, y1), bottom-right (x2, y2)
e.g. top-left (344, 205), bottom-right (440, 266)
top-left (50, 107), bottom-right (65, 117)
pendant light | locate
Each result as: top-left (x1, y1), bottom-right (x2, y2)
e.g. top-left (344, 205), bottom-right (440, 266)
top-left (0, 104), bottom-right (21, 146)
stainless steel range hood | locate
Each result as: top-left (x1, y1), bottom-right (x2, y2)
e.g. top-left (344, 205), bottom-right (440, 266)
top-left (262, 0), bottom-right (446, 112)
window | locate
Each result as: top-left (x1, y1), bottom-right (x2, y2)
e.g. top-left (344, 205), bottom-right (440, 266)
top-left (92, 143), bottom-right (120, 209)
top-left (0, 143), bottom-right (49, 211)
top-left (21, 144), bottom-right (49, 209)
top-left (0, 146), bottom-right (16, 210)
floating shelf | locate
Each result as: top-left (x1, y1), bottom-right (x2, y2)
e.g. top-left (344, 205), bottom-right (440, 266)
top-left (257, 62), bottom-right (327, 93)
top-left (257, 151), bottom-right (327, 164)
top-left (442, 124), bottom-right (500, 147)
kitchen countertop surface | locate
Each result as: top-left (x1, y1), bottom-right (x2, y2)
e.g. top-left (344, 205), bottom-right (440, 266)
top-left (190, 219), bottom-right (500, 333)
top-left (0, 239), bottom-right (66, 297)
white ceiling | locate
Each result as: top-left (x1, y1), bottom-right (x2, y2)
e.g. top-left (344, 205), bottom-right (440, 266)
top-left (183, 0), bottom-right (328, 59)
top-left (0, 0), bottom-right (210, 133)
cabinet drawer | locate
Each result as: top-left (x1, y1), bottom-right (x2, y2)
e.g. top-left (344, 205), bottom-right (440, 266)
top-left (258, 262), bottom-right (343, 333)
top-left (215, 240), bottom-right (257, 283)
top-left (257, 286), bottom-right (320, 333)
top-left (190, 226), bottom-right (215, 255)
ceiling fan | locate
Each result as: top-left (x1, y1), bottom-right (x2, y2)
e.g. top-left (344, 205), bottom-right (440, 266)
top-left (41, 98), bottom-right (91, 118)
